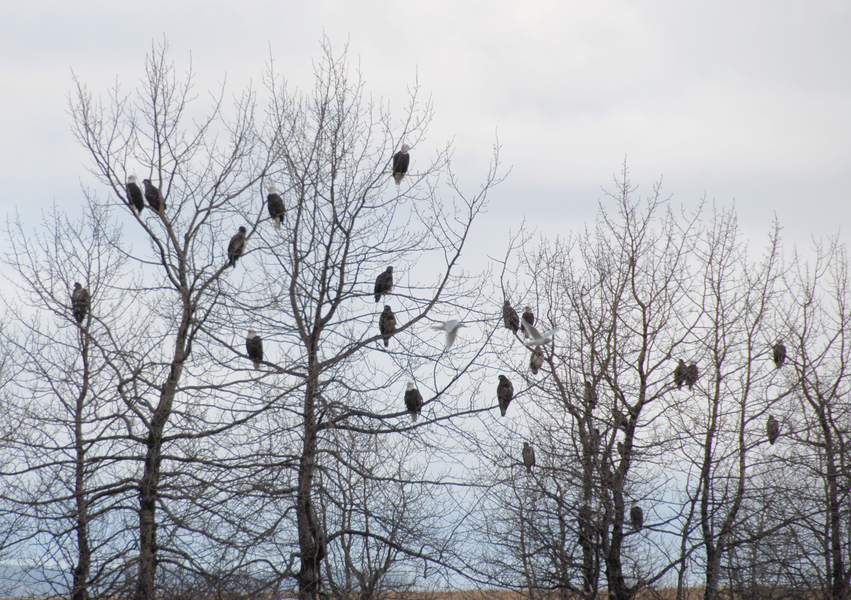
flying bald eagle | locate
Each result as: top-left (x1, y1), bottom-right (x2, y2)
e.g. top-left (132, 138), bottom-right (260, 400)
top-left (404, 382), bottom-right (423, 422)
top-left (142, 179), bottom-right (165, 212)
top-left (674, 359), bottom-right (688, 389)
top-left (522, 442), bottom-right (535, 473)
top-left (431, 319), bottom-right (467, 349)
top-left (379, 305), bottom-right (397, 347)
top-left (392, 144), bottom-right (410, 186)
top-left (228, 226), bottom-right (247, 268)
top-left (267, 185), bottom-right (285, 229)
top-left (126, 176), bottom-right (145, 215)
top-left (529, 347), bottom-right (544, 375)
top-left (71, 282), bottom-right (90, 324)
top-left (584, 380), bottom-right (597, 409)
top-left (630, 502), bottom-right (644, 531)
top-left (685, 362), bottom-right (699, 391)
top-left (503, 301), bottom-right (520, 333)
top-left (374, 267), bottom-right (393, 303)
top-left (766, 415), bottom-right (780, 445)
top-left (246, 330), bottom-right (263, 370)
top-left (497, 375), bottom-right (514, 417)
top-left (773, 341), bottom-right (786, 369)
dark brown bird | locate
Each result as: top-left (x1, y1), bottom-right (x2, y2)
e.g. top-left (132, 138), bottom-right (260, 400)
top-left (227, 226), bottom-right (247, 268)
top-left (374, 267), bottom-right (393, 303)
top-left (773, 341), bottom-right (786, 369)
top-left (497, 375), bottom-right (514, 417)
top-left (674, 359), bottom-right (688, 389)
top-left (766, 415), bottom-right (780, 445)
top-left (246, 330), bottom-right (263, 370)
top-left (529, 347), bottom-right (544, 375)
top-left (584, 380), bottom-right (597, 409)
top-left (267, 184), bottom-right (285, 229)
top-left (404, 381), bottom-right (423, 422)
top-left (630, 502), bottom-right (644, 531)
top-left (685, 363), bottom-right (699, 391)
top-left (392, 144), bottom-right (410, 186)
top-left (126, 175), bottom-right (145, 215)
top-left (522, 442), bottom-right (535, 473)
top-left (142, 179), bottom-right (165, 212)
top-left (521, 306), bottom-right (535, 337)
top-left (503, 300), bottom-right (520, 333)
top-left (71, 282), bottom-right (90, 324)
top-left (379, 305), bottom-right (397, 347)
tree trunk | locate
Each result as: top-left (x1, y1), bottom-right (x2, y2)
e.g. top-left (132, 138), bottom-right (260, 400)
top-left (72, 328), bottom-right (91, 600)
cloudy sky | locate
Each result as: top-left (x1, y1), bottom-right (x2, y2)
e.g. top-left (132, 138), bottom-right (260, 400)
top-left (2, 0), bottom-right (849, 256)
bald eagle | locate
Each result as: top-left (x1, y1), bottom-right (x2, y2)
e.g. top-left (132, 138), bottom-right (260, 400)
top-left (529, 347), bottom-right (544, 375)
top-left (674, 359), bottom-right (688, 389)
top-left (71, 283), bottom-right (89, 324)
top-left (630, 502), bottom-right (644, 531)
top-left (392, 145), bottom-right (410, 186)
top-left (404, 382), bottom-right (423, 422)
top-left (143, 179), bottom-right (165, 212)
top-left (522, 442), bottom-right (535, 473)
top-left (267, 185), bottom-right (285, 229)
top-left (379, 305), bottom-right (397, 347)
top-left (126, 176), bottom-right (145, 215)
top-left (497, 375), bottom-right (514, 417)
top-left (246, 330), bottom-right (263, 370)
top-left (374, 267), bottom-right (393, 303)
top-left (503, 301), bottom-right (520, 333)
top-left (431, 319), bottom-right (467, 349)
top-left (584, 381), bottom-right (597, 409)
top-left (521, 306), bottom-right (535, 338)
top-left (773, 341), bottom-right (786, 369)
top-left (685, 363), bottom-right (699, 391)
top-left (766, 415), bottom-right (780, 445)
top-left (228, 227), bottom-right (247, 268)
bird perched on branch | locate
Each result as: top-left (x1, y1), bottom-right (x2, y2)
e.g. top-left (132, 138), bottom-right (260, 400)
top-left (522, 442), bottom-right (535, 473)
top-left (246, 330), bottom-right (263, 370)
top-left (502, 301), bottom-right (520, 333)
top-left (584, 380), bottom-right (597, 409)
top-left (126, 175), bottom-right (145, 215)
top-left (685, 363), bottom-right (699, 391)
top-left (227, 226), bottom-right (247, 268)
top-left (521, 306), bottom-right (535, 337)
top-left (404, 382), bottom-right (423, 422)
top-left (143, 179), bottom-right (165, 212)
top-left (267, 185), bottom-right (285, 229)
top-left (529, 347), bottom-right (544, 375)
top-left (71, 283), bottom-right (90, 324)
top-left (521, 320), bottom-right (562, 347)
top-left (773, 341), bottom-right (786, 369)
top-left (674, 359), bottom-right (688, 389)
top-left (431, 319), bottom-right (467, 349)
top-left (630, 502), bottom-right (644, 531)
top-left (374, 267), bottom-right (393, 303)
top-left (497, 375), bottom-right (514, 417)
top-left (379, 305), bottom-right (397, 347)
top-left (392, 144), bottom-right (410, 186)
top-left (766, 414), bottom-right (780, 445)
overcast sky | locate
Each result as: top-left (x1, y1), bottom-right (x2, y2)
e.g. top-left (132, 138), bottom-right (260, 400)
top-left (2, 0), bottom-right (849, 258)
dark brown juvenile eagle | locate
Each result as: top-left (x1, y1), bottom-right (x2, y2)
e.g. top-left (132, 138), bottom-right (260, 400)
top-left (766, 414), bottom-right (780, 445)
top-left (630, 502), bottom-right (644, 531)
top-left (379, 305), bottom-right (397, 347)
top-left (685, 362), bottom-right (699, 391)
top-left (773, 341), bottom-right (786, 369)
top-left (584, 380), bottom-right (597, 409)
top-left (267, 185), bottom-right (285, 229)
top-left (374, 267), bottom-right (393, 303)
top-left (404, 381), bottom-right (423, 422)
top-left (246, 330), bottom-right (263, 370)
top-left (71, 282), bottom-right (90, 324)
top-left (126, 175), bottom-right (145, 215)
top-left (143, 179), bottom-right (165, 212)
top-left (522, 442), bottom-right (536, 473)
top-left (674, 359), bottom-right (688, 389)
top-left (228, 226), bottom-right (247, 268)
top-left (497, 375), bottom-right (514, 417)
top-left (502, 300), bottom-right (520, 333)
top-left (392, 144), bottom-right (410, 186)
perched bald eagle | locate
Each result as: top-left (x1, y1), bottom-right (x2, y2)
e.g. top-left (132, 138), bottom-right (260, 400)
top-left (773, 341), bottom-right (786, 369)
top-left (431, 319), bottom-right (467, 349)
top-left (497, 375), bottom-right (514, 417)
top-left (374, 267), bottom-right (393, 303)
top-left (521, 306), bottom-right (535, 338)
top-left (392, 144), bottom-right (410, 186)
top-left (584, 380), bottom-right (597, 409)
top-left (766, 415), bottom-right (780, 445)
top-left (522, 442), bottom-right (535, 473)
top-left (142, 179), bottom-right (165, 212)
top-left (404, 382), bottom-right (423, 422)
top-left (529, 347), bottom-right (544, 375)
top-left (685, 363), bottom-right (699, 391)
top-left (228, 226), bottom-right (247, 268)
top-left (503, 301), bottom-right (520, 333)
top-left (674, 359), bottom-right (688, 389)
top-left (126, 176), bottom-right (145, 215)
top-left (71, 283), bottom-right (90, 324)
top-left (267, 185), bottom-right (285, 229)
top-left (246, 330), bottom-right (263, 370)
top-left (630, 502), bottom-right (644, 531)
top-left (379, 305), bottom-right (397, 347)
